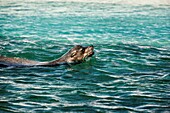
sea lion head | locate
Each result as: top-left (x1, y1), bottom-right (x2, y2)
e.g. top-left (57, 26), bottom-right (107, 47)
top-left (64, 45), bottom-right (94, 64)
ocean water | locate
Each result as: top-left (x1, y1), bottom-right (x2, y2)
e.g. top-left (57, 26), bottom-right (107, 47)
top-left (0, 0), bottom-right (170, 112)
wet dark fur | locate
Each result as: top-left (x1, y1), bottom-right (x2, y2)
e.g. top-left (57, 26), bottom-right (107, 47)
top-left (0, 45), bottom-right (94, 67)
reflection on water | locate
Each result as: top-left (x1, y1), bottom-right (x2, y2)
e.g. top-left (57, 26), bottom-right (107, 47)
top-left (0, 0), bottom-right (170, 112)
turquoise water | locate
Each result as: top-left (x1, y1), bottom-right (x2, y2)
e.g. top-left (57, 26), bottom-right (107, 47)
top-left (0, 0), bottom-right (170, 112)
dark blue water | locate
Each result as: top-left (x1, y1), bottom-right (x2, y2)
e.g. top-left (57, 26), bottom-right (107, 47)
top-left (0, 0), bottom-right (170, 112)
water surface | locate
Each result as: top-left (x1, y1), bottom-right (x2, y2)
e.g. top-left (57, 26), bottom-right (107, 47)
top-left (0, 0), bottom-right (170, 112)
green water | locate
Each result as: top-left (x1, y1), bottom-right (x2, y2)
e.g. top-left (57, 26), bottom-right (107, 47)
top-left (0, 0), bottom-right (170, 112)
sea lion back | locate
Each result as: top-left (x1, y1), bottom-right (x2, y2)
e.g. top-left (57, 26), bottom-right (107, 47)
top-left (0, 56), bottom-right (40, 67)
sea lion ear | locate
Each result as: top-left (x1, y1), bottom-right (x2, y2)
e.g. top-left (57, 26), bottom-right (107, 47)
top-left (71, 50), bottom-right (77, 57)
top-left (74, 45), bottom-right (82, 49)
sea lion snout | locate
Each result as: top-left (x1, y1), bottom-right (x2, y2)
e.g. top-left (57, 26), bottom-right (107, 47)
top-left (84, 45), bottom-right (94, 58)
top-left (65, 45), bottom-right (94, 63)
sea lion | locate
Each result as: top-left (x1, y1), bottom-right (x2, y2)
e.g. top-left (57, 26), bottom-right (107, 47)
top-left (0, 45), bottom-right (94, 67)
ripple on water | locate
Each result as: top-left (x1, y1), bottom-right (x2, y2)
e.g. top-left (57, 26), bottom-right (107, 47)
top-left (0, 0), bottom-right (170, 112)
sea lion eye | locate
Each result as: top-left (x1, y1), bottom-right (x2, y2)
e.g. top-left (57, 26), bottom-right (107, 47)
top-left (71, 50), bottom-right (77, 57)
top-left (79, 48), bottom-right (84, 52)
